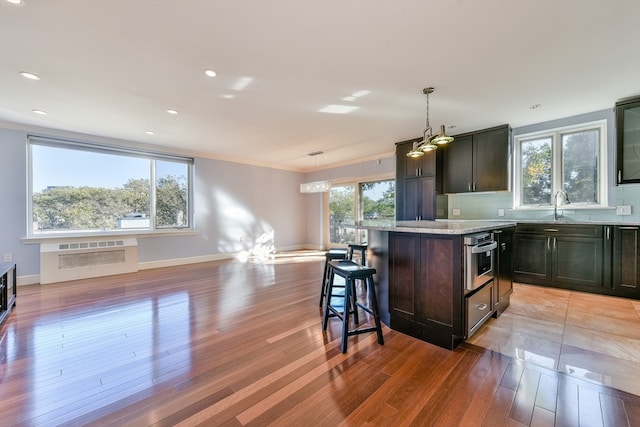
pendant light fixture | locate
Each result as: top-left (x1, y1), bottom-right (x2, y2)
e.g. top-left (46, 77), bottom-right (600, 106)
top-left (406, 87), bottom-right (454, 157)
top-left (300, 151), bottom-right (331, 193)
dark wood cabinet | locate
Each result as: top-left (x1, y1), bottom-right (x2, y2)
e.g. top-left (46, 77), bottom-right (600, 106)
top-left (402, 176), bottom-right (436, 221)
top-left (0, 262), bottom-right (16, 328)
top-left (443, 125), bottom-right (510, 193)
top-left (389, 232), bottom-right (464, 350)
top-left (611, 225), bottom-right (640, 297)
top-left (396, 137), bottom-right (437, 179)
top-left (442, 134), bottom-right (473, 193)
top-left (395, 139), bottom-right (442, 221)
top-left (493, 226), bottom-right (514, 317)
top-left (514, 224), bottom-right (605, 292)
top-left (615, 95), bottom-right (640, 184)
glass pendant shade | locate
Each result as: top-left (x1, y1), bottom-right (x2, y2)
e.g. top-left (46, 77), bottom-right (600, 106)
top-left (420, 141), bottom-right (438, 151)
top-left (431, 125), bottom-right (454, 145)
top-left (406, 141), bottom-right (425, 157)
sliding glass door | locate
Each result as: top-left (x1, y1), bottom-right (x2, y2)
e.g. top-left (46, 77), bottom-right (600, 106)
top-left (328, 179), bottom-right (395, 246)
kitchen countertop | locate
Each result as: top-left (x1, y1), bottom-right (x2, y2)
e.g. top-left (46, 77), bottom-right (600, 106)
top-left (357, 219), bottom-right (640, 235)
top-left (358, 220), bottom-right (517, 235)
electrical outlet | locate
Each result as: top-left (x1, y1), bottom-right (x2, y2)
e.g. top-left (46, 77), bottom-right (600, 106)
top-left (498, 208), bottom-right (505, 217)
top-left (3, 253), bottom-right (12, 262)
top-left (452, 208), bottom-right (461, 217)
top-left (616, 205), bottom-right (632, 215)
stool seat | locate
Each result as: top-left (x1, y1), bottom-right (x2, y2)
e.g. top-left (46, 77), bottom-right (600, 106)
top-left (329, 259), bottom-right (374, 278)
top-left (322, 259), bottom-right (384, 353)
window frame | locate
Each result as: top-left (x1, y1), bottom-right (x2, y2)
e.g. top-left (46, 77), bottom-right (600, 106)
top-left (27, 135), bottom-right (195, 239)
top-left (513, 120), bottom-right (608, 210)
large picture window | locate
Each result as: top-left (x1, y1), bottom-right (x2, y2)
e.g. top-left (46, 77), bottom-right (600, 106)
top-left (28, 136), bottom-right (193, 236)
top-left (514, 121), bottom-right (607, 209)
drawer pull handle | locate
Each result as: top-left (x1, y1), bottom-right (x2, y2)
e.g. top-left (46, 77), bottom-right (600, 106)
top-left (619, 227), bottom-right (639, 230)
top-left (476, 303), bottom-right (488, 311)
top-left (543, 228), bottom-right (559, 232)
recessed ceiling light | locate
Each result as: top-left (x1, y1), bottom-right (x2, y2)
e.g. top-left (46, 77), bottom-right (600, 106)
top-left (6, 0), bottom-right (25, 5)
top-left (20, 71), bottom-right (40, 80)
top-left (166, 109), bottom-right (178, 115)
top-left (342, 96), bottom-right (356, 102)
top-left (529, 103), bottom-right (543, 110)
top-left (145, 131), bottom-right (155, 135)
top-left (204, 69), bottom-right (217, 77)
top-left (318, 105), bottom-right (359, 114)
top-left (221, 94), bottom-right (235, 99)
top-left (32, 109), bottom-right (47, 115)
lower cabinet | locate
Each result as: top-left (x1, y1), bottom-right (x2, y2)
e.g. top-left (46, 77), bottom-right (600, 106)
top-left (514, 224), bottom-right (612, 295)
top-left (389, 232), bottom-right (464, 350)
top-left (612, 225), bottom-right (640, 298)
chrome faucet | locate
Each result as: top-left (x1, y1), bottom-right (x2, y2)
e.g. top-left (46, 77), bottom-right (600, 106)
top-left (553, 189), bottom-right (570, 221)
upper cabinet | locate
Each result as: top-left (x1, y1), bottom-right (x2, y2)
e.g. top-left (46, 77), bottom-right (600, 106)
top-left (616, 95), bottom-right (640, 184)
top-left (442, 125), bottom-right (511, 193)
top-left (395, 138), bottom-right (442, 221)
top-left (396, 137), bottom-right (438, 179)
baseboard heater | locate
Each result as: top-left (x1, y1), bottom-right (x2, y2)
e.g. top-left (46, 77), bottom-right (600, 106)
top-left (40, 238), bottom-right (138, 284)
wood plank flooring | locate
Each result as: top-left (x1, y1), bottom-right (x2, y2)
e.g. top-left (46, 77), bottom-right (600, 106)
top-left (1, 252), bottom-right (640, 426)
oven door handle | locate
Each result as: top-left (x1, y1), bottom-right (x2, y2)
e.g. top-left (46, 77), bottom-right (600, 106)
top-left (470, 241), bottom-right (498, 254)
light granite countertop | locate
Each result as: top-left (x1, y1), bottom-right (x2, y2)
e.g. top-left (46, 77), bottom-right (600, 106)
top-left (358, 220), bottom-right (517, 235)
top-left (357, 219), bottom-right (640, 235)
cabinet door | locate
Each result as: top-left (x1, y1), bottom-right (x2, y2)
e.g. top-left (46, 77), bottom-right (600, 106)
top-left (552, 236), bottom-right (603, 289)
top-left (389, 233), bottom-right (420, 318)
top-left (401, 177), bottom-right (435, 221)
top-left (420, 236), bottom-right (458, 327)
top-left (616, 96), bottom-right (640, 184)
top-left (397, 139), bottom-right (436, 179)
top-left (612, 226), bottom-right (640, 295)
top-left (513, 233), bottom-right (551, 282)
top-left (473, 126), bottom-right (510, 192)
top-left (443, 135), bottom-right (473, 193)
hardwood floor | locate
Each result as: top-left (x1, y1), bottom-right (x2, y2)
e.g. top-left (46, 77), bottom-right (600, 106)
top-left (1, 252), bottom-right (640, 426)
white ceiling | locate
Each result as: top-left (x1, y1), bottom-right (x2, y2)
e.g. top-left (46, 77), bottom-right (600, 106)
top-left (1, 1), bottom-right (639, 172)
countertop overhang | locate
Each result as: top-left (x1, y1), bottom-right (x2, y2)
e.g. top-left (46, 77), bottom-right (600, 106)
top-left (359, 220), bottom-right (517, 235)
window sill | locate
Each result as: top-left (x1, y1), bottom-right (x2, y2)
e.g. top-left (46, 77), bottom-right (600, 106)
top-left (22, 229), bottom-right (197, 244)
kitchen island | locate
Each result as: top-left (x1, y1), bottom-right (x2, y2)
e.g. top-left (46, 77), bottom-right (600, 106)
top-left (363, 220), bottom-right (515, 350)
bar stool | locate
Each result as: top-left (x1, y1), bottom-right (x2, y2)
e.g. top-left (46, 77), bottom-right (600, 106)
top-left (347, 243), bottom-right (368, 266)
top-left (322, 259), bottom-right (384, 353)
top-left (319, 249), bottom-right (348, 307)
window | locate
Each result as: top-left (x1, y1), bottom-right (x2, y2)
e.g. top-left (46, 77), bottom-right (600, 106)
top-left (28, 137), bottom-right (193, 236)
top-left (514, 121), bottom-right (607, 208)
top-left (329, 179), bottom-right (395, 245)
